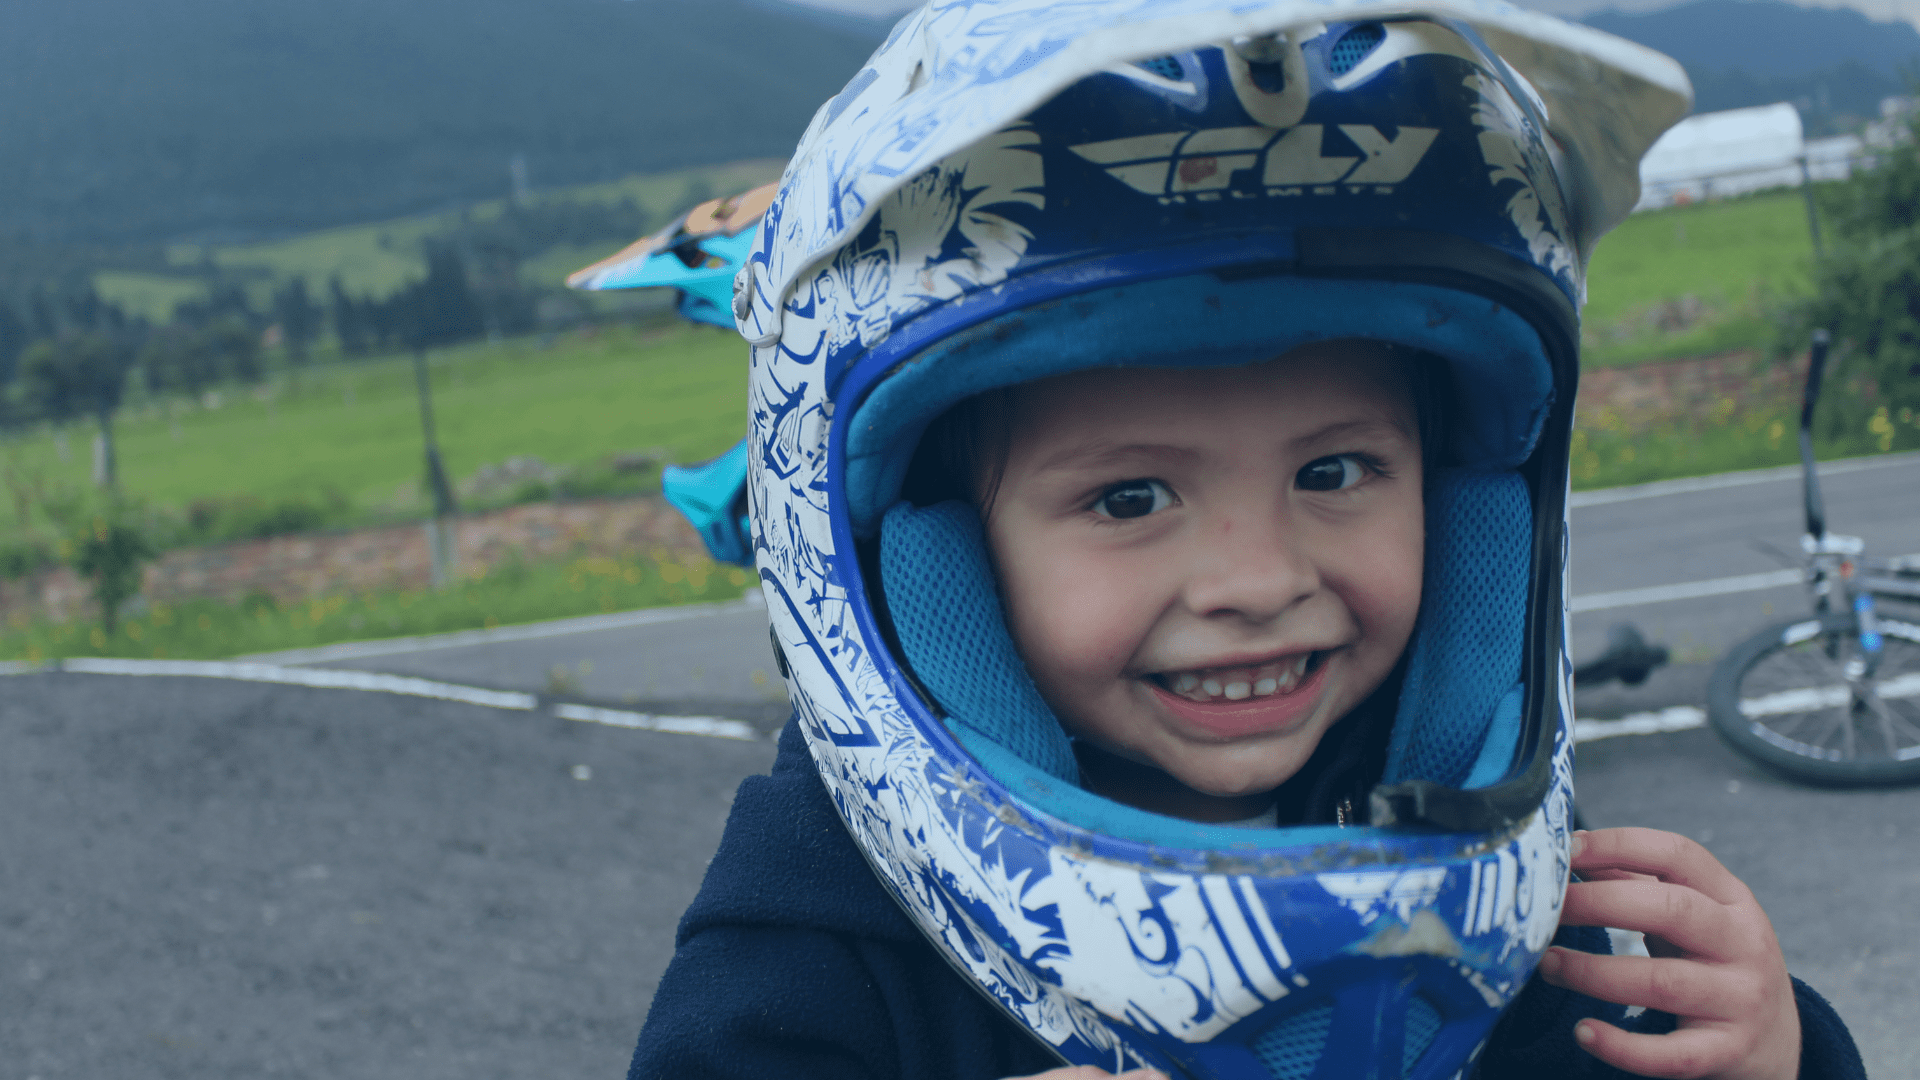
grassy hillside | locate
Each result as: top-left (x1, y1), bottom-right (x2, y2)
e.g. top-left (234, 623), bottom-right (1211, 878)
top-left (35, 183), bottom-right (1834, 550)
top-left (97, 159), bottom-right (786, 319)
top-left (3, 0), bottom-right (879, 244)
top-left (1582, 190), bottom-right (1816, 367)
top-left (1, 322), bottom-right (749, 540)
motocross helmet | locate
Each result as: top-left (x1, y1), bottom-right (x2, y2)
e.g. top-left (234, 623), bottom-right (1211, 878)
top-left (569, 182), bottom-right (777, 328)
top-left (571, 184), bottom-right (780, 563)
top-left (737, 2), bottom-right (1687, 1076)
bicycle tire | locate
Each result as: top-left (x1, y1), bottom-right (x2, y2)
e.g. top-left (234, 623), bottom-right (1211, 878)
top-left (1708, 611), bottom-right (1920, 785)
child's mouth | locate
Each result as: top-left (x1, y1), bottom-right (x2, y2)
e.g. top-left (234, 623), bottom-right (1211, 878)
top-left (1143, 651), bottom-right (1335, 739)
top-left (1152, 652), bottom-right (1326, 704)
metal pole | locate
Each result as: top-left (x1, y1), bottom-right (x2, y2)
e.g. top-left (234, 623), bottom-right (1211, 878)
top-left (411, 347), bottom-right (459, 587)
top-left (1799, 155), bottom-right (1824, 259)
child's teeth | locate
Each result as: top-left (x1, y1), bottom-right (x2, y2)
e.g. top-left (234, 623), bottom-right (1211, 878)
top-left (1164, 655), bottom-right (1319, 702)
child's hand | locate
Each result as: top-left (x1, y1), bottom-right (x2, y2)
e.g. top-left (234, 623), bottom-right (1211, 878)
top-left (1541, 827), bottom-right (1800, 1080)
top-left (1006, 1060), bottom-right (1167, 1068)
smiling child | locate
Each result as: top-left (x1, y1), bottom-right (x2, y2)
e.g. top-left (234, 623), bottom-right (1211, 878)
top-left (625, 2), bottom-right (1864, 1078)
top-left (975, 346), bottom-right (1423, 823)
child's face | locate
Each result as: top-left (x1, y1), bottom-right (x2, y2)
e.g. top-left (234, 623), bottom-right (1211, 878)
top-left (982, 343), bottom-right (1424, 816)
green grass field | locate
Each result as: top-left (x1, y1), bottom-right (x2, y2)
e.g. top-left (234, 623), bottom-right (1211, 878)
top-left (0, 321), bottom-right (749, 541)
top-left (1, 551), bottom-right (751, 663)
top-left (1582, 189), bottom-right (1818, 367)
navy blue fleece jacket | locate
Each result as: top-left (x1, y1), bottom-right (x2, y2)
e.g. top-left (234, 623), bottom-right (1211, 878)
top-left (628, 720), bottom-right (1864, 1080)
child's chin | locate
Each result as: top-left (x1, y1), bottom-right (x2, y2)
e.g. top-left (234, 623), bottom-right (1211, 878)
top-left (1144, 659), bottom-right (1333, 741)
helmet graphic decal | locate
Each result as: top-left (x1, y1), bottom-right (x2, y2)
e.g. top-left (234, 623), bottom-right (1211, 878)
top-left (805, 125), bottom-right (1045, 358)
top-left (1469, 70), bottom-right (1577, 282)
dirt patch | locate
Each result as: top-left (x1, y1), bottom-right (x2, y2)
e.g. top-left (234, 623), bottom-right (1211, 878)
top-left (1578, 350), bottom-right (1807, 430)
top-left (2, 496), bottom-right (703, 625)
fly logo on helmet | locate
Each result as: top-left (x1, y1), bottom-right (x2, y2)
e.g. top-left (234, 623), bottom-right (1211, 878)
top-left (733, 2), bottom-right (1689, 1077)
top-left (1069, 123), bottom-right (1440, 199)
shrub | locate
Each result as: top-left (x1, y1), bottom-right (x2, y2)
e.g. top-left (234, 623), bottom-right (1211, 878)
top-left (70, 509), bottom-right (154, 634)
top-left (0, 539), bottom-right (55, 580)
top-left (1784, 128), bottom-right (1920, 440)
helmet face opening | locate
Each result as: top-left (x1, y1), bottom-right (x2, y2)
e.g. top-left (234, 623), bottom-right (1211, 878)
top-left (741, 2), bottom-right (1688, 1076)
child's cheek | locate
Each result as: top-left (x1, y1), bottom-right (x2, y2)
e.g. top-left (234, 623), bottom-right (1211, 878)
top-left (1003, 536), bottom-right (1152, 688)
top-left (1336, 503), bottom-right (1424, 651)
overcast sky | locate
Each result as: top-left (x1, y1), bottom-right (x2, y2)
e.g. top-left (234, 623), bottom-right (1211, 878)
top-left (789, 0), bottom-right (1920, 31)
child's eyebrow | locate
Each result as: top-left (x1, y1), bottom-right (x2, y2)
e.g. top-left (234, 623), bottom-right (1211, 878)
top-left (1029, 441), bottom-right (1202, 474)
top-left (1029, 416), bottom-right (1415, 475)
top-left (1287, 417), bottom-right (1417, 448)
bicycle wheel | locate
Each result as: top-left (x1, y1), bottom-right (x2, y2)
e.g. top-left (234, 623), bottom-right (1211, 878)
top-left (1708, 611), bottom-right (1920, 785)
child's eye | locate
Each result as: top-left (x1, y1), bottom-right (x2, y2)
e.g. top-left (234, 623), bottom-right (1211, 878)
top-left (1296, 454), bottom-right (1369, 492)
top-left (1093, 479), bottom-right (1174, 519)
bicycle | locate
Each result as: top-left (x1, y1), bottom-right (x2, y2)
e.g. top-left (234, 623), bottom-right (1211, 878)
top-left (1706, 329), bottom-right (1920, 785)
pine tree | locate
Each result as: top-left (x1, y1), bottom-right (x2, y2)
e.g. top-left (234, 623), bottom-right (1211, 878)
top-left (272, 277), bottom-right (322, 366)
top-left (19, 330), bottom-right (137, 487)
top-left (329, 275), bottom-right (369, 356)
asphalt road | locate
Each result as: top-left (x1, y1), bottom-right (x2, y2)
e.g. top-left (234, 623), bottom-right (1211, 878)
top-left (5, 453), bottom-right (1916, 1079)
top-left (1, 673), bottom-right (774, 1080)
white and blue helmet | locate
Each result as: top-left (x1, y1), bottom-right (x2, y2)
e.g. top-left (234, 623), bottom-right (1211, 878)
top-left (737, 2), bottom-right (1687, 1077)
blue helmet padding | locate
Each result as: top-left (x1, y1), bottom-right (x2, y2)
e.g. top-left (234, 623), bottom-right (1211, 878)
top-left (1383, 470), bottom-right (1531, 788)
top-left (663, 437), bottom-right (753, 567)
top-left (878, 467), bottom-right (1529, 840)
top-left (879, 500), bottom-right (1080, 782)
top-left (847, 273), bottom-right (1554, 536)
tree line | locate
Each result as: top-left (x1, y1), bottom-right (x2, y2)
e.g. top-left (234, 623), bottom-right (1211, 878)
top-left (0, 245), bottom-right (495, 488)
top-left (0, 194), bottom-right (658, 490)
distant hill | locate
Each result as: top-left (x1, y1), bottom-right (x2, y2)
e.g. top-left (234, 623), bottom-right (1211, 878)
top-left (11, 0), bottom-right (1914, 248)
top-left (1583, 0), bottom-right (1920, 133)
top-left (0, 0), bottom-right (885, 245)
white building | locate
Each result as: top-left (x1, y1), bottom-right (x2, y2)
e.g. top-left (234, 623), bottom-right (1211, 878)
top-left (1633, 97), bottom-right (1912, 212)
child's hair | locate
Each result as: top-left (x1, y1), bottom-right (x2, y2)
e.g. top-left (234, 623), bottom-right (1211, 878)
top-left (899, 387), bottom-right (1014, 513)
top-left (898, 343), bottom-right (1453, 514)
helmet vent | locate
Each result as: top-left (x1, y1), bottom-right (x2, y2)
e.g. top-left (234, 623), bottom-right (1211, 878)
top-left (1132, 55), bottom-right (1184, 81)
top-left (1250, 1003), bottom-right (1333, 1080)
top-left (1403, 995), bottom-right (1445, 1073)
top-left (1326, 23), bottom-right (1386, 76)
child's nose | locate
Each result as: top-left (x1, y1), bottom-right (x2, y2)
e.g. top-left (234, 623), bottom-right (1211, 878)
top-left (1179, 510), bottom-right (1321, 624)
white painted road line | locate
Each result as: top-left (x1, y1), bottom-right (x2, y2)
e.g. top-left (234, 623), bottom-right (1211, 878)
top-left (54, 658), bottom-right (539, 711)
top-left (235, 591), bottom-right (766, 667)
top-left (22, 655), bottom-right (1892, 747)
top-left (1572, 569), bottom-right (1804, 613)
top-left (1571, 552), bottom-right (1920, 613)
top-left (1575, 706), bottom-right (1706, 742)
top-left (1567, 451), bottom-right (1920, 509)
top-left (555, 703), bottom-right (760, 741)
top-left (1740, 671), bottom-right (1920, 717)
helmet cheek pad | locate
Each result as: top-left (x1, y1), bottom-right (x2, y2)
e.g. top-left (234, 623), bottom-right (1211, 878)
top-left (744, 4), bottom-right (1686, 1077)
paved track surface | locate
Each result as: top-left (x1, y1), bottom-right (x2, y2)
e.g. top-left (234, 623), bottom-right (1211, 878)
top-left (5, 454), bottom-right (1915, 1078)
top-left (1, 673), bottom-right (774, 1080)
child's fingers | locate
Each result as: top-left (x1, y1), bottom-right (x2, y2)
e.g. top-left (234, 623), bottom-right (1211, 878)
top-left (1571, 828), bottom-right (1749, 907)
top-left (1571, 1017), bottom-right (1742, 1079)
top-left (1558, 879), bottom-right (1741, 961)
top-left (1537, 947), bottom-right (1744, 1022)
